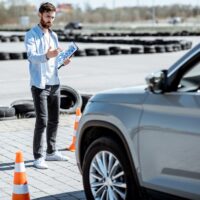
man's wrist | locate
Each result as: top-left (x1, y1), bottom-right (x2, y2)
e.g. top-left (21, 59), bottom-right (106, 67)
top-left (46, 53), bottom-right (49, 60)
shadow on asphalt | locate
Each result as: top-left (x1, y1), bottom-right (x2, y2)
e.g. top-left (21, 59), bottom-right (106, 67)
top-left (0, 160), bottom-right (34, 171)
top-left (33, 190), bottom-right (86, 200)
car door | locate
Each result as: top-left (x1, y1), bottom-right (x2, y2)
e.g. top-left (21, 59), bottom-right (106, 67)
top-left (138, 62), bottom-right (200, 199)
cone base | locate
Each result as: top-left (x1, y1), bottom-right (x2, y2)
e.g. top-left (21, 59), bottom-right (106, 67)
top-left (12, 193), bottom-right (30, 200)
top-left (68, 144), bottom-right (76, 152)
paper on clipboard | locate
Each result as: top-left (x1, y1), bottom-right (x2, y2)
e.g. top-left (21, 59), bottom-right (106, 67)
top-left (56, 42), bottom-right (78, 68)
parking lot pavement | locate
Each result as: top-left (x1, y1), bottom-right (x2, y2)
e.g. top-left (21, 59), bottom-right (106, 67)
top-left (0, 114), bottom-right (86, 200)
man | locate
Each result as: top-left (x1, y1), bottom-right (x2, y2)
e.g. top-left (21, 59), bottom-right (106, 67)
top-left (25, 2), bottom-right (71, 169)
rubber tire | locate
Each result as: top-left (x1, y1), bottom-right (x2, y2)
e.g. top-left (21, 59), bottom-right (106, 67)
top-left (130, 46), bottom-right (144, 54)
top-left (23, 111), bottom-right (36, 118)
top-left (0, 107), bottom-right (16, 118)
top-left (10, 36), bottom-right (19, 42)
top-left (11, 99), bottom-right (35, 117)
top-left (85, 48), bottom-right (99, 56)
top-left (121, 48), bottom-right (131, 54)
top-left (23, 52), bottom-right (28, 59)
top-left (1, 37), bottom-right (10, 42)
top-left (109, 46), bottom-right (121, 55)
top-left (60, 85), bottom-right (82, 114)
top-left (143, 46), bottom-right (156, 54)
top-left (82, 137), bottom-right (141, 200)
top-left (9, 52), bottom-right (23, 60)
top-left (97, 49), bottom-right (110, 56)
top-left (74, 49), bottom-right (86, 57)
top-left (80, 94), bottom-right (92, 112)
top-left (0, 52), bottom-right (10, 60)
top-left (155, 45), bottom-right (166, 53)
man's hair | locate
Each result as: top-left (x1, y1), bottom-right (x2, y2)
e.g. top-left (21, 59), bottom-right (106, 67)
top-left (39, 2), bottom-right (56, 13)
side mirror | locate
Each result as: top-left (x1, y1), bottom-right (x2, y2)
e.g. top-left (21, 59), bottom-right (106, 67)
top-left (145, 70), bottom-right (168, 93)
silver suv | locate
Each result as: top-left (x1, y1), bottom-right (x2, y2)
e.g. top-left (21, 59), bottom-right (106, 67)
top-left (76, 43), bottom-right (200, 200)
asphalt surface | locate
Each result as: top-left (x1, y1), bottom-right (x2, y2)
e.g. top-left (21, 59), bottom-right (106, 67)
top-left (0, 34), bottom-right (199, 199)
top-left (0, 115), bottom-right (86, 200)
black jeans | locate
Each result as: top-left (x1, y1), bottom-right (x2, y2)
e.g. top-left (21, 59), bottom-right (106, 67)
top-left (31, 85), bottom-right (60, 159)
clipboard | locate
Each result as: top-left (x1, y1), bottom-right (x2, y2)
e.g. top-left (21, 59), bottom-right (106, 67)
top-left (57, 42), bottom-right (78, 69)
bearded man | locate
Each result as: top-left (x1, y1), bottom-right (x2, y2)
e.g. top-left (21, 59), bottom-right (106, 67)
top-left (25, 2), bottom-right (71, 169)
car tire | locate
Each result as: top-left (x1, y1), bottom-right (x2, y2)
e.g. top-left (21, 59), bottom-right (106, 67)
top-left (82, 137), bottom-right (141, 200)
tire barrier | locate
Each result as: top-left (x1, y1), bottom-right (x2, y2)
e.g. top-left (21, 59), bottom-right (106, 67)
top-left (1, 36), bottom-right (10, 42)
top-left (0, 52), bottom-right (10, 60)
top-left (60, 85), bottom-right (82, 114)
top-left (0, 33), bottom-right (192, 45)
top-left (0, 106), bottom-right (16, 120)
top-left (121, 48), bottom-right (131, 54)
top-left (1, 86), bottom-right (88, 120)
top-left (165, 45), bottom-right (174, 52)
top-left (155, 45), bottom-right (166, 53)
top-left (0, 33), bottom-right (193, 61)
top-left (0, 40), bottom-right (192, 61)
top-left (130, 46), bottom-right (144, 54)
top-left (9, 52), bottom-right (23, 60)
top-left (97, 48), bottom-right (110, 55)
top-left (109, 46), bottom-right (121, 55)
top-left (74, 49), bottom-right (86, 57)
top-left (10, 99), bottom-right (35, 118)
top-left (10, 36), bottom-right (20, 42)
top-left (63, 31), bottom-right (200, 37)
top-left (143, 46), bottom-right (156, 54)
top-left (1, 30), bottom-right (200, 42)
top-left (1, 28), bottom-right (200, 36)
top-left (22, 52), bottom-right (28, 59)
top-left (23, 111), bottom-right (36, 118)
top-left (85, 48), bottom-right (99, 56)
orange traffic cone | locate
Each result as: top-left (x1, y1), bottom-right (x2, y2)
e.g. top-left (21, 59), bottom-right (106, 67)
top-left (68, 107), bottom-right (82, 152)
top-left (12, 151), bottom-right (30, 200)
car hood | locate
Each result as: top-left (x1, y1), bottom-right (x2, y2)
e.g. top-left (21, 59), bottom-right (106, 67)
top-left (90, 85), bottom-right (148, 105)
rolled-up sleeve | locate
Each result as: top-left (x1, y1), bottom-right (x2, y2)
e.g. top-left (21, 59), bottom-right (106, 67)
top-left (25, 31), bottom-right (48, 64)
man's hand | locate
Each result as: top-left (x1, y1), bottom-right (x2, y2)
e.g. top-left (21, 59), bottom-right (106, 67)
top-left (63, 58), bottom-right (71, 66)
top-left (46, 47), bottom-right (62, 59)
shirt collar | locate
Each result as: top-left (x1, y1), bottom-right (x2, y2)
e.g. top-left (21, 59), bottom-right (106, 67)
top-left (37, 24), bottom-right (53, 35)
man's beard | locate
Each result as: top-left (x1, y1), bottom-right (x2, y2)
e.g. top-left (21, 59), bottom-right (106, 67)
top-left (40, 17), bottom-right (52, 29)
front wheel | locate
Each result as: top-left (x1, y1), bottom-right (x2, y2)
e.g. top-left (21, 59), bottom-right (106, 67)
top-left (82, 137), bottom-right (141, 200)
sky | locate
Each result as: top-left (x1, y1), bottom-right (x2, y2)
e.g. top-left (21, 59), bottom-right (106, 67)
top-left (30, 0), bottom-right (200, 9)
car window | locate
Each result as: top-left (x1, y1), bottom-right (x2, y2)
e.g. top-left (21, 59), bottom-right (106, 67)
top-left (184, 61), bottom-right (200, 78)
top-left (178, 61), bottom-right (200, 92)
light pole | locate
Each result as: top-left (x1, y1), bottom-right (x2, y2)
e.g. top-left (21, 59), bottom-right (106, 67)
top-left (112, 0), bottom-right (115, 22)
top-left (137, 0), bottom-right (140, 20)
top-left (152, 0), bottom-right (156, 24)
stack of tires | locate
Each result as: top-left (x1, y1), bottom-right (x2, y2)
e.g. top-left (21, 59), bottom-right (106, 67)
top-left (0, 85), bottom-right (92, 121)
